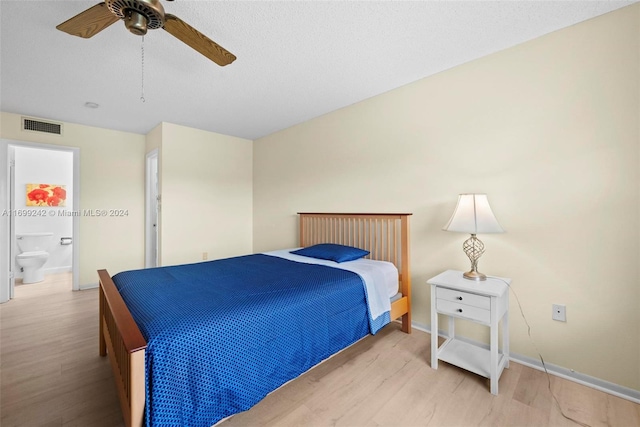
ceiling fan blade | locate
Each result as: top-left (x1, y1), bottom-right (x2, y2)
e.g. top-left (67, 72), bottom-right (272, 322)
top-left (56, 3), bottom-right (119, 39)
top-left (163, 14), bottom-right (236, 66)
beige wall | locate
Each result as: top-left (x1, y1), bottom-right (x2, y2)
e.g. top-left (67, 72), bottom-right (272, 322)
top-left (145, 123), bottom-right (162, 154)
top-left (1, 112), bottom-right (146, 286)
top-left (254, 5), bottom-right (640, 391)
top-left (160, 122), bottom-right (253, 266)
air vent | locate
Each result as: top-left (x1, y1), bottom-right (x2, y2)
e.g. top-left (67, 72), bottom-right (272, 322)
top-left (21, 117), bottom-right (63, 136)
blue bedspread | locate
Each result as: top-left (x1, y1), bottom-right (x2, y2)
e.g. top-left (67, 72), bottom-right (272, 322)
top-left (112, 254), bottom-right (376, 427)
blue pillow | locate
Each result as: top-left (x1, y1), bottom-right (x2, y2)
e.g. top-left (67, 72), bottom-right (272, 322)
top-left (291, 244), bottom-right (370, 263)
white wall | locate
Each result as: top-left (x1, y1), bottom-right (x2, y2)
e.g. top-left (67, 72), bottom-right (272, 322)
top-left (253, 5), bottom-right (640, 391)
top-left (14, 146), bottom-right (73, 276)
top-left (0, 140), bottom-right (8, 302)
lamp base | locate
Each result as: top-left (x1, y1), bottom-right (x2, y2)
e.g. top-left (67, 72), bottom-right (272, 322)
top-left (463, 270), bottom-right (487, 281)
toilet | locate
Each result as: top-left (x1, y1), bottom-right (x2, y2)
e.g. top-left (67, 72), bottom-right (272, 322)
top-left (16, 232), bottom-right (53, 284)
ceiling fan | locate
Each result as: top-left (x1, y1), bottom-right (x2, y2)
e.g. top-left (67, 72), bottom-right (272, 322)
top-left (56, 0), bottom-right (236, 66)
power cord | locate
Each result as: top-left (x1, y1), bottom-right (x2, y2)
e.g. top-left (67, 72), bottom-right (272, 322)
top-left (487, 276), bottom-right (591, 427)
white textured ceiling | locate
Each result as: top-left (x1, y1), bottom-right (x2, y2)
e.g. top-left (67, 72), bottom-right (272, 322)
top-left (0, 0), bottom-right (636, 140)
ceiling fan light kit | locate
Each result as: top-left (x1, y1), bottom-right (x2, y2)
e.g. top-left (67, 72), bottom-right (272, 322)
top-left (56, 0), bottom-right (236, 66)
top-left (124, 9), bottom-right (150, 36)
top-left (108, 0), bottom-right (165, 35)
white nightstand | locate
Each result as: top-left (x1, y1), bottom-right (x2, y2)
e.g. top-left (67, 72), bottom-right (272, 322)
top-left (428, 269), bottom-right (510, 395)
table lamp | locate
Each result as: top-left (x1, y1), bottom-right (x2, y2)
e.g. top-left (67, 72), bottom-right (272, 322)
top-left (442, 193), bottom-right (504, 281)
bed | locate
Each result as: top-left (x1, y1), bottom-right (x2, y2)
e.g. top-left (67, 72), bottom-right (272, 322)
top-left (98, 212), bottom-right (412, 427)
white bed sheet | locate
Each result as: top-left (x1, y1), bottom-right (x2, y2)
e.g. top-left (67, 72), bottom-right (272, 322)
top-left (262, 248), bottom-right (399, 322)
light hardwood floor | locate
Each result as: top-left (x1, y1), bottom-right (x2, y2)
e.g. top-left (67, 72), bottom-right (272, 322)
top-left (1, 275), bottom-right (638, 427)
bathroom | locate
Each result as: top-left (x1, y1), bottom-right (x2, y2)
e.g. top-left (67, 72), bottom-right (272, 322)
top-left (13, 146), bottom-right (73, 286)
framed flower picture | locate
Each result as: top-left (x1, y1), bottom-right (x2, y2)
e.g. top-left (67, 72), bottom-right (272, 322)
top-left (26, 184), bottom-right (67, 207)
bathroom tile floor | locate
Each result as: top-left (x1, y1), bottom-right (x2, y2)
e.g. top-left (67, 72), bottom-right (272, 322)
top-left (14, 272), bottom-right (72, 293)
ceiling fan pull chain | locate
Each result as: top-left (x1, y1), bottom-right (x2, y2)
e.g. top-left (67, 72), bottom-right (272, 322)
top-left (140, 36), bottom-right (146, 103)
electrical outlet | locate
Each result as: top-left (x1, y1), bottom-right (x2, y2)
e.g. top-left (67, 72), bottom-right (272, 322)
top-left (202, 252), bottom-right (208, 260)
top-left (552, 304), bottom-right (566, 322)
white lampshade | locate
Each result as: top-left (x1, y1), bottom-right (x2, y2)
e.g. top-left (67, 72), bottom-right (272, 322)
top-left (442, 194), bottom-right (504, 234)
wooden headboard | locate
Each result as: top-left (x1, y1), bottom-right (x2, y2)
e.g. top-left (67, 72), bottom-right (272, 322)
top-left (298, 212), bottom-right (412, 332)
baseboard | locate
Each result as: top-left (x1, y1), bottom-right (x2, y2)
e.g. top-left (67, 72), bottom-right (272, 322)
top-left (44, 266), bottom-right (72, 275)
top-left (409, 320), bottom-right (640, 404)
top-left (79, 282), bottom-right (98, 290)
top-left (510, 352), bottom-right (640, 404)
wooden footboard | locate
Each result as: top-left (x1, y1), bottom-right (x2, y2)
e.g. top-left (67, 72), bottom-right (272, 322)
top-left (98, 269), bottom-right (146, 427)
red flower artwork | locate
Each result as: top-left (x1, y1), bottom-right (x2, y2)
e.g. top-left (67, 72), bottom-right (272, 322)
top-left (26, 184), bottom-right (67, 207)
top-left (47, 196), bottom-right (62, 206)
top-left (27, 188), bottom-right (49, 205)
top-left (52, 186), bottom-right (66, 200)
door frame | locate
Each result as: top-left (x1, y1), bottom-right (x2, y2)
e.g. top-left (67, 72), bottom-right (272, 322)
top-left (0, 139), bottom-right (80, 302)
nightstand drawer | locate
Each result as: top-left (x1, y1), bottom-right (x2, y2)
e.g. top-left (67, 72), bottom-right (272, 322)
top-left (436, 287), bottom-right (490, 310)
top-left (436, 299), bottom-right (490, 324)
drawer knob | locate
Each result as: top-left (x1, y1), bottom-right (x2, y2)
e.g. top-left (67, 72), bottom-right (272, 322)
top-left (457, 296), bottom-right (463, 300)
top-left (457, 308), bottom-right (463, 313)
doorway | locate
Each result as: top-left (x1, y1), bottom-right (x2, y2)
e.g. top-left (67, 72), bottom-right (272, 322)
top-left (0, 139), bottom-right (80, 303)
top-left (145, 149), bottom-right (159, 268)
